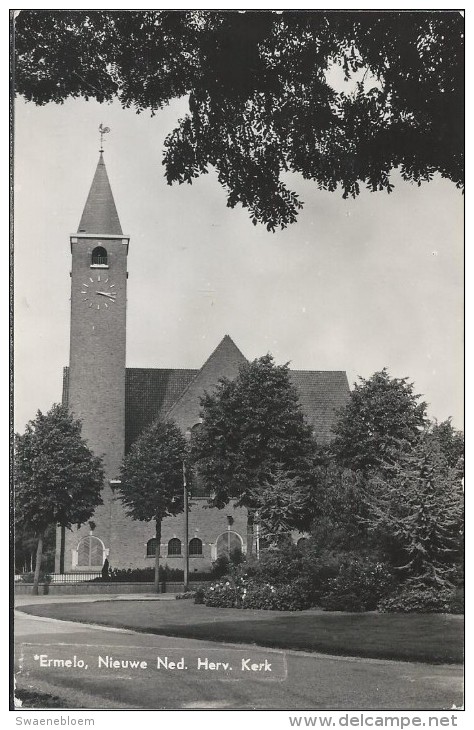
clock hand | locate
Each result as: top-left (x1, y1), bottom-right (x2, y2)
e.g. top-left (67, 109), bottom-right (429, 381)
top-left (96, 291), bottom-right (116, 299)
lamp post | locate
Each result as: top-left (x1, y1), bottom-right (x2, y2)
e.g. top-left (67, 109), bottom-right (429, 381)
top-left (255, 511), bottom-right (260, 560)
top-left (183, 428), bottom-right (192, 592)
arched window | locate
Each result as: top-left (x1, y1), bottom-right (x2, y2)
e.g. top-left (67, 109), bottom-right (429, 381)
top-left (146, 538), bottom-right (157, 557)
top-left (189, 538), bottom-right (203, 556)
top-left (91, 246), bottom-right (108, 266)
top-left (76, 536), bottom-right (104, 567)
top-left (297, 537), bottom-right (308, 551)
top-left (168, 538), bottom-right (182, 556)
top-left (216, 531), bottom-right (243, 559)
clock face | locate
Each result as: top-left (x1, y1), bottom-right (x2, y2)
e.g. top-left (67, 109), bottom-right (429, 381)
top-left (80, 273), bottom-right (117, 310)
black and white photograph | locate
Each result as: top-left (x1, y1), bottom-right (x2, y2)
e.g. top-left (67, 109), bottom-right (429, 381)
top-left (12, 8), bottom-right (464, 721)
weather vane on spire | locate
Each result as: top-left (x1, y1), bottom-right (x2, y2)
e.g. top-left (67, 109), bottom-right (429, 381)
top-left (99, 124), bottom-right (111, 152)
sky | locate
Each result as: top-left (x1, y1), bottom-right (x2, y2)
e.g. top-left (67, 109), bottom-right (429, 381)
top-left (13, 91), bottom-right (464, 432)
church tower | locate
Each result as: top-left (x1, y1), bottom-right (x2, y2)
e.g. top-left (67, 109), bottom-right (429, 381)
top-left (56, 149), bottom-right (129, 572)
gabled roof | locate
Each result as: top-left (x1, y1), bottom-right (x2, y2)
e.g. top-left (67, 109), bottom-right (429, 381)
top-left (289, 370), bottom-right (350, 443)
top-left (166, 335), bottom-right (248, 430)
top-left (122, 337), bottom-right (350, 450)
top-left (78, 153), bottom-right (123, 235)
top-left (125, 368), bottom-right (197, 451)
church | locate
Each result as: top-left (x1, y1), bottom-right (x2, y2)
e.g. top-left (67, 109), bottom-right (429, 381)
top-left (55, 150), bottom-right (350, 575)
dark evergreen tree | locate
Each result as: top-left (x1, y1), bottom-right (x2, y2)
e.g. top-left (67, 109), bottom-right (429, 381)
top-left (14, 404), bottom-right (104, 594)
top-left (119, 420), bottom-right (187, 592)
top-left (14, 10), bottom-right (463, 231)
top-left (426, 419), bottom-right (464, 478)
top-left (363, 434), bottom-right (463, 587)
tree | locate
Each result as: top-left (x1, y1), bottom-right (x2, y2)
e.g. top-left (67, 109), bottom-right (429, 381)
top-left (252, 465), bottom-right (310, 547)
top-left (119, 420), bottom-right (187, 592)
top-left (14, 404), bottom-right (104, 594)
top-left (331, 368), bottom-right (428, 474)
top-left (192, 354), bottom-right (316, 553)
top-left (309, 459), bottom-right (369, 552)
top-left (14, 10), bottom-right (463, 231)
top-left (14, 524), bottom-right (56, 575)
top-left (362, 434), bottom-right (463, 587)
top-left (426, 419), bottom-right (464, 477)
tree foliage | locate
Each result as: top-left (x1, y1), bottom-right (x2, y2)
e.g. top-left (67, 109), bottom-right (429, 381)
top-left (15, 524), bottom-right (56, 574)
top-left (331, 368), bottom-right (428, 473)
top-left (119, 419), bottom-right (186, 590)
top-left (363, 434), bottom-right (463, 586)
top-left (193, 354), bottom-right (315, 508)
top-left (14, 404), bottom-right (104, 592)
top-left (309, 460), bottom-right (369, 552)
top-left (14, 10), bottom-right (463, 230)
top-left (426, 418), bottom-right (464, 476)
top-left (14, 404), bottom-right (104, 532)
top-left (252, 465), bottom-right (310, 543)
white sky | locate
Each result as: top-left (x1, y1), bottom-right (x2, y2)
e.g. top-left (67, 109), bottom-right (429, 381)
top-left (13, 93), bottom-right (464, 432)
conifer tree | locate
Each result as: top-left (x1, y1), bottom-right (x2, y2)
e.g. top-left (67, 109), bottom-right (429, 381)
top-left (363, 435), bottom-right (463, 586)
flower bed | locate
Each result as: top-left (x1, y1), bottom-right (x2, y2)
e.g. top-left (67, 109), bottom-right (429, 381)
top-left (195, 575), bottom-right (312, 611)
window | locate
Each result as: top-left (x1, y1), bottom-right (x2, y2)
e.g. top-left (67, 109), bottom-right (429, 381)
top-left (146, 538), bottom-right (157, 557)
top-left (297, 537), bottom-right (308, 551)
top-left (168, 538), bottom-right (182, 556)
top-left (216, 531), bottom-right (243, 558)
top-left (76, 536), bottom-right (104, 567)
top-left (189, 538), bottom-right (203, 556)
top-left (91, 246), bottom-right (108, 266)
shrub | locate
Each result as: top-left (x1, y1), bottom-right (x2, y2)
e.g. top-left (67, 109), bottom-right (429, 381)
top-left (300, 548), bottom-right (343, 603)
top-left (196, 573), bottom-right (312, 611)
top-left (175, 591), bottom-right (195, 600)
top-left (194, 586), bottom-right (205, 604)
top-left (210, 548), bottom-right (244, 578)
top-left (199, 579), bottom-right (240, 608)
top-left (92, 566), bottom-right (213, 583)
top-left (449, 586), bottom-right (464, 615)
top-left (378, 579), bottom-right (459, 613)
top-left (255, 542), bottom-right (305, 585)
top-left (320, 557), bottom-right (393, 612)
top-left (210, 555), bottom-right (230, 578)
top-left (242, 578), bottom-right (312, 611)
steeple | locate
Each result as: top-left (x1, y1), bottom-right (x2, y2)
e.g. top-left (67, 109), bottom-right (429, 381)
top-left (77, 153), bottom-right (123, 235)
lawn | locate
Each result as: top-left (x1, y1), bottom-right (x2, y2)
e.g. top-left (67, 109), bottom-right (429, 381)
top-left (19, 600), bottom-right (463, 664)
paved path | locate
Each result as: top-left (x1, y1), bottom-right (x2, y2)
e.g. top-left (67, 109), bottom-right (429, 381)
top-left (14, 596), bottom-right (464, 710)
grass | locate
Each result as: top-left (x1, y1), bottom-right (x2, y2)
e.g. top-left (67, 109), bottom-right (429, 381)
top-left (19, 600), bottom-right (463, 664)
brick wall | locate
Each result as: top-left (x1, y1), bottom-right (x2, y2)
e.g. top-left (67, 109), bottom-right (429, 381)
top-left (107, 497), bottom-right (248, 572)
top-left (58, 236), bottom-right (127, 572)
top-left (167, 335), bottom-right (247, 432)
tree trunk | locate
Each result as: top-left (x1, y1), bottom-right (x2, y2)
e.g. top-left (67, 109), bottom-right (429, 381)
top-left (32, 531), bottom-right (44, 596)
top-left (59, 525), bottom-right (65, 574)
top-left (246, 512), bottom-right (254, 556)
top-left (154, 518), bottom-right (162, 594)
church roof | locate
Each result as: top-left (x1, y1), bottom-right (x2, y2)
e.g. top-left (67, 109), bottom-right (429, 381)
top-left (78, 153), bottom-right (123, 235)
top-left (125, 368), bottom-right (197, 450)
top-left (165, 335), bottom-right (248, 429)
top-left (288, 370), bottom-right (350, 443)
top-left (123, 336), bottom-right (350, 450)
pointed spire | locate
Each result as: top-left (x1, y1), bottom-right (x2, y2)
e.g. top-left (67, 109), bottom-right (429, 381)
top-left (77, 153), bottom-right (123, 235)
